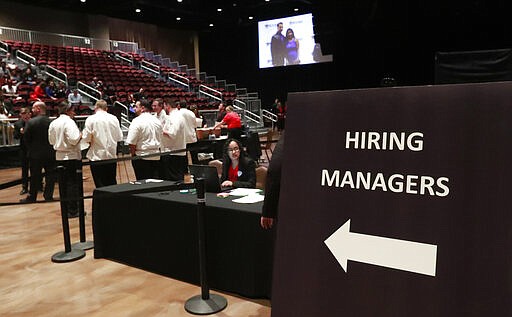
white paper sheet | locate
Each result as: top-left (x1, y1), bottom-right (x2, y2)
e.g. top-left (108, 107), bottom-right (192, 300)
top-left (229, 188), bottom-right (262, 196)
top-left (232, 194), bottom-right (265, 204)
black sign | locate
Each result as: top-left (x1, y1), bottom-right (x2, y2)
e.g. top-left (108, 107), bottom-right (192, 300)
top-left (271, 83), bottom-right (512, 316)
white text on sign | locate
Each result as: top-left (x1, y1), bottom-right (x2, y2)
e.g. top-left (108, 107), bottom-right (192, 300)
top-left (345, 131), bottom-right (423, 151)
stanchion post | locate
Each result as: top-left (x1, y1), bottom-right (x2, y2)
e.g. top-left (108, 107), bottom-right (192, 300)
top-left (52, 165), bottom-right (85, 263)
top-left (72, 165), bottom-right (94, 251)
top-left (184, 178), bottom-right (227, 315)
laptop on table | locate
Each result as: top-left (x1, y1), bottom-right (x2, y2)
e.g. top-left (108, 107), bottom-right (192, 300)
top-left (188, 164), bottom-right (224, 193)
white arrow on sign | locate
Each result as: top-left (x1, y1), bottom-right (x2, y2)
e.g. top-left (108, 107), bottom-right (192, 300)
top-left (324, 219), bottom-right (437, 276)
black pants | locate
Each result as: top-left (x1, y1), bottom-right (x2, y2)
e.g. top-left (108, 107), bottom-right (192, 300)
top-left (20, 148), bottom-right (29, 190)
top-left (160, 155), bottom-right (187, 181)
top-left (90, 161), bottom-right (117, 188)
top-left (57, 160), bottom-right (81, 214)
top-left (228, 128), bottom-right (243, 142)
top-left (131, 159), bottom-right (160, 180)
top-left (187, 142), bottom-right (199, 165)
top-left (28, 157), bottom-right (56, 201)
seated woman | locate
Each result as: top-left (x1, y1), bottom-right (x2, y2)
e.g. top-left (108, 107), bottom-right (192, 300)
top-left (220, 138), bottom-right (256, 189)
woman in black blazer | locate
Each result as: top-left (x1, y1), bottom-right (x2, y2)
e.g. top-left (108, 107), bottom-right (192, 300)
top-left (220, 138), bottom-right (256, 188)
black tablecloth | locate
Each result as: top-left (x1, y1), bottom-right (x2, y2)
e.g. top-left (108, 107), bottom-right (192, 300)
top-left (92, 185), bottom-right (273, 298)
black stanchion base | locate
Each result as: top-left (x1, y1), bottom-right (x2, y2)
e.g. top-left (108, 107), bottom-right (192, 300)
top-left (51, 249), bottom-right (86, 263)
top-left (184, 294), bottom-right (227, 315)
top-left (72, 241), bottom-right (94, 251)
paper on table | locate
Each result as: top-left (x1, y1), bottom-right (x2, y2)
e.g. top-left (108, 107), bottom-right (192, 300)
top-left (232, 194), bottom-right (265, 204)
top-left (229, 188), bottom-right (262, 196)
top-left (145, 179), bottom-right (164, 183)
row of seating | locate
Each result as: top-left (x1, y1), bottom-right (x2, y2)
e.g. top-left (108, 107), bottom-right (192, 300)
top-left (3, 40), bottom-right (219, 109)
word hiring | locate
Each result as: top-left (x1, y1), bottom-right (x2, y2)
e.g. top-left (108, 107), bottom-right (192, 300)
top-left (346, 131), bottom-right (423, 151)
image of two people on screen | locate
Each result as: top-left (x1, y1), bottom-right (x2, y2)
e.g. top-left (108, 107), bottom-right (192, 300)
top-left (271, 22), bottom-right (300, 67)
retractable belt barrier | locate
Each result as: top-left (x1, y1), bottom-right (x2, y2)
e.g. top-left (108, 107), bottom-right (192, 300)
top-left (0, 147), bottom-right (189, 207)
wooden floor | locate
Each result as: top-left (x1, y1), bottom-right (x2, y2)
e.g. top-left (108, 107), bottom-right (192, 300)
top-left (0, 160), bottom-right (272, 317)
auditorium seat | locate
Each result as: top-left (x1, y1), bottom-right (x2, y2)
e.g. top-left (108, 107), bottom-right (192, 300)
top-left (3, 40), bottom-right (220, 110)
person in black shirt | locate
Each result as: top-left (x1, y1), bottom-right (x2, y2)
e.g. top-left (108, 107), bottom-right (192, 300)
top-left (270, 22), bottom-right (286, 67)
top-left (261, 132), bottom-right (284, 229)
top-left (13, 107), bottom-right (31, 194)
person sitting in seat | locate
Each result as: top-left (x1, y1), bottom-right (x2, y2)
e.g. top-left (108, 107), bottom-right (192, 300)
top-left (67, 89), bottom-right (83, 107)
top-left (29, 81), bottom-right (47, 101)
top-left (2, 79), bottom-right (19, 115)
top-left (44, 81), bottom-right (58, 101)
top-left (21, 66), bottom-right (37, 86)
top-left (220, 138), bottom-right (256, 189)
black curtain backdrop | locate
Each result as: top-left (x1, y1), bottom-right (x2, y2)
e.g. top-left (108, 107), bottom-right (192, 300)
top-left (199, 1), bottom-right (512, 106)
top-left (435, 49), bottom-right (512, 84)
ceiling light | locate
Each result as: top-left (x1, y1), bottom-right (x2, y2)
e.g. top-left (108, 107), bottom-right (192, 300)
top-left (217, 8), bottom-right (222, 12)
top-left (265, 0), bottom-right (270, 2)
top-left (248, 16), bottom-right (254, 20)
top-left (177, 0), bottom-right (183, 2)
top-left (294, 8), bottom-right (299, 12)
top-left (209, 23), bottom-right (214, 27)
top-left (176, 17), bottom-right (181, 21)
top-left (135, 8), bottom-right (141, 13)
top-left (80, 0), bottom-right (86, 3)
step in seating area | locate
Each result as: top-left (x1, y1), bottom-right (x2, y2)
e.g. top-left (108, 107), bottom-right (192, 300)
top-left (116, 50), bottom-right (237, 103)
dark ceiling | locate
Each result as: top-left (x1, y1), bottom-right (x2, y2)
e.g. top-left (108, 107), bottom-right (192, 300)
top-left (15, 0), bottom-right (314, 31)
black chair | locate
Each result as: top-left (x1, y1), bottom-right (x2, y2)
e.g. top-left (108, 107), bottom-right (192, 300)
top-left (245, 131), bottom-right (262, 162)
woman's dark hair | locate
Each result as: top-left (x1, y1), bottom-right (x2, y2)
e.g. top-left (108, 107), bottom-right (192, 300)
top-left (286, 28), bottom-right (295, 38)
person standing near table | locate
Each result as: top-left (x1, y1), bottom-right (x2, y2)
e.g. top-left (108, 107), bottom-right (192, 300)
top-left (261, 132), bottom-right (284, 229)
top-left (179, 101), bottom-right (199, 168)
top-left (160, 98), bottom-right (187, 181)
top-left (20, 101), bottom-right (56, 203)
top-left (13, 107), bottom-right (31, 195)
top-left (213, 106), bottom-right (242, 141)
top-left (216, 102), bottom-right (227, 123)
top-left (126, 99), bottom-right (162, 180)
top-left (179, 101), bottom-right (198, 144)
top-left (81, 99), bottom-right (123, 188)
top-left (152, 97), bottom-right (167, 124)
top-left (48, 102), bottom-right (82, 217)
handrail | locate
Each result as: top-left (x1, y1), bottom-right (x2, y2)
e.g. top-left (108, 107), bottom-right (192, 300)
top-left (15, 50), bottom-right (36, 67)
top-left (233, 98), bottom-right (246, 109)
top-left (77, 81), bottom-right (102, 101)
top-left (167, 73), bottom-right (190, 91)
top-left (199, 89), bottom-right (222, 103)
top-left (0, 25), bottom-right (138, 53)
top-left (114, 52), bottom-right (134, 65)
top-left (141, 60), bottom-right (160, 76)
top-left (232, 99), bottom-right (261, 126)
top-left (0, 41), bottom-right (8, 54)
top-left (262, 109), bottom-right (277, 122)
top-left (114, 101), bottom-right (131, 130)
top-left (262, 109), bottom-right (277, 130)
top-left (199, 84), bottom-right (222, 97)
top-left (44, 65), bottom-right (68, 86)
top-left (243, 112), bottom-right (260, 124)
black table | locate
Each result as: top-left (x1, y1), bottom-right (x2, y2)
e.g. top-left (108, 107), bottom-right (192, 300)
top-left (92, 184), bottom-right (273, 298)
